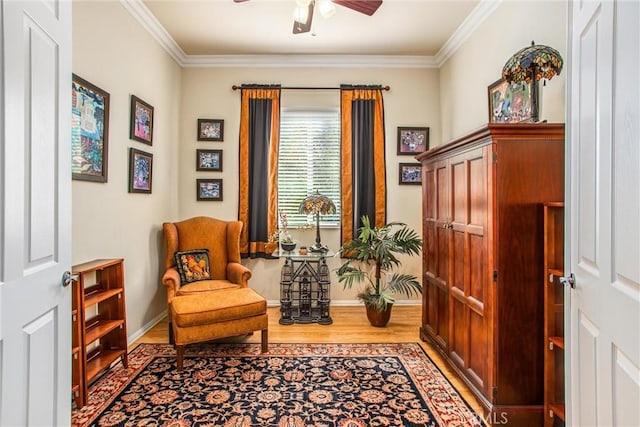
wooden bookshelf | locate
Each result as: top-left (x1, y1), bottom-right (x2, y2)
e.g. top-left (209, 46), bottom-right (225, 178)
top-left (72, 258), bottom-right (128, 408)
top-left (543, 203), bottom-right (566, 426)
top-left (71, 280), bottom-right (83, 408)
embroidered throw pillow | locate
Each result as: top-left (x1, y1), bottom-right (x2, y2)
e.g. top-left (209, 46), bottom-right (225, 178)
top-left (174, 249), bottom-right (211, 285)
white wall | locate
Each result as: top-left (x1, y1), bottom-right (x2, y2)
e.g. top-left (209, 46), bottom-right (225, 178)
top-left (178, 67), bottom-right (438, 303)
top-left (439, 0), bottom-right (566, 143)
top-left (72, 1), bottom-right (182, 340)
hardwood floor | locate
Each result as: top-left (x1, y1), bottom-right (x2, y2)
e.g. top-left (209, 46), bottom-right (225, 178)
top-left (132, 305), bottom-right (484, 417)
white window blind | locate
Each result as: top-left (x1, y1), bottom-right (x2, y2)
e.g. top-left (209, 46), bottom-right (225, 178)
top-left (278, 110), bottom-right (341, 227)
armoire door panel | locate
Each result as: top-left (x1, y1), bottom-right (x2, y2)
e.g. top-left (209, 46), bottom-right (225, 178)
top-left (423, 161), bottom-right (450, 351)
top-left (469, 233), bottom-right (485, 302)
top-left (424, 276), bottom-right (449, 349)
top-left (452, 230), bottom-right (465, 291)
top-left (424, 169), bottom-right (435, 219)
top-left (436, 165), bottom-right (448, 221)
top-left (426, 277), bottom-right (439, 329)
top-left (436, 228), bottom-right (449, 285)
top-left (437, 286), bottom-right (449, 348)
top-left (469, 153), bottom-right (487, 226)
top-left (422, 162), bottom-right (440, 344)
top-left (450, 298), bottom-right (468, 369)
top-left (467, 308), bottom-right (488, 391)
top-left (451, 160), bottom-right (467, 224)
top-left (425, 226), bottom-right (436, 276)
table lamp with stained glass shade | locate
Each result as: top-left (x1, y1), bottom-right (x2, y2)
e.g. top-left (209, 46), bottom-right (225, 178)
top-left (501, 40), bottom-right (563, 123)
top-left (299, 191), bottom-right (336, 253)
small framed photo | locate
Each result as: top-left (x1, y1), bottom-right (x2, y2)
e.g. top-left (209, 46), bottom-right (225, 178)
top-left (197, 179), bottom-right (223, 201)
top-left (399, 163), bottom-right (422, 185)
top-left (397, 127), bottom-right (429, 155)
top-left (198, 119), bottom-right (224, 141)
top-left (71, 74), bottom-right (110, 182)
top-left (488, 78), bottom-right (533, 123)
top-left (196, 149), bottom-right (223, 171)
top-left (130, 95), bottom-right (154, 145)
top-left (128, 148), bottom-right (153, 193)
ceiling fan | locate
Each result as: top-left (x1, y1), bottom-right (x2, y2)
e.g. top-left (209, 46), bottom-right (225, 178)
top-left (233, 0), bottom-right (383, 34)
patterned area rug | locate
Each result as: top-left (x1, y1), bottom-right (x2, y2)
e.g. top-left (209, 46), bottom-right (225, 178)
top-left (72, 343), bottom-right (484, 426)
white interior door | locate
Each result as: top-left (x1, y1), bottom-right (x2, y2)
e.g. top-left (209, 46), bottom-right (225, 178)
top-left (567, 1), bottom-right (640, 426)
top-left (0, 0), bottom-right (72, 425)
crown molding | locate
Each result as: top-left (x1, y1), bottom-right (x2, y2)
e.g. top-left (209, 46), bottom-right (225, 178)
top-left (120, 0), bottom-right (187, 65)
top-left (435, 0), bottom-right (502, 67)
top-left (121, 0), bottom-right (498, 69)
top-left (181, 54), bottom-right (437, 68)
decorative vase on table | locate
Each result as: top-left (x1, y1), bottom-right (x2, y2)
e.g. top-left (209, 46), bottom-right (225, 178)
top-left (281, 241), bottom-right (297, 252)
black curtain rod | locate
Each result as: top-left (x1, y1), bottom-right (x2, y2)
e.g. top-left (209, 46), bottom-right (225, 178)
top-left (232, 85), bottom-right (390, 91)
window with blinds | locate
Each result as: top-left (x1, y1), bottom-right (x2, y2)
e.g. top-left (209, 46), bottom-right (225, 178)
top-left (278, 110), bottom-right (341, 227)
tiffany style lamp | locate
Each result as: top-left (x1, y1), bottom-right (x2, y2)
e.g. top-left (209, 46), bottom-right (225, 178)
top-left (502, 40), bottom-right (563, 122)
top-left (299, 191), bottom-right (336, 253)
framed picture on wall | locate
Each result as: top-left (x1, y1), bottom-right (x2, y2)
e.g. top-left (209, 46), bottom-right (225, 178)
top-left (488, 78), bottom-right (533, 123)
top-left (71, 74), bottom-right (110, 182)
top-left (128, 148), bottom-right (153, 193)
top-left (197, 179), bottom-right (223, 201)
top-left (397, 127), bottom-right (429, 155)
top-left (130, 95), bottom-right (154, 145)
top-left (399, 163), bottom-right (422, 185)
top-left (196, 149), bottom-right (223, 171)
top-left (197, 119), bottom-right (224, 141)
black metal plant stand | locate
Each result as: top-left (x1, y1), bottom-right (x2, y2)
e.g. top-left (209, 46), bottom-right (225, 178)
top-left (279, 251), bottom-right (332, 325)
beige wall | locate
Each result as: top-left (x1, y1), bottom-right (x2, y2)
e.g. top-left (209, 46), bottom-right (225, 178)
top-left (71, 0), bottom-right (568, 339)
top-left (178, 67), bottom-right (438, 303)
top-left (439, 0), bottom-right (567, 143)
top-left (72, 1), bottom-right (182, 341)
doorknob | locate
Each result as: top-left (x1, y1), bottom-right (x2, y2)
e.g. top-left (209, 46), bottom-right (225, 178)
top-left (559, 273), bottom-right (575, 289)
top-left (62, 271), bottom-right (79, 287)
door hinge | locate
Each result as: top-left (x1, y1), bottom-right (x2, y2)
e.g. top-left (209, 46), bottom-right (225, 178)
top-left (492, 151), bottom-right (498, 162)
top-left (492, 386), bottom-right (498, 401)
top-left (493, 270), bottom-right (498, 283)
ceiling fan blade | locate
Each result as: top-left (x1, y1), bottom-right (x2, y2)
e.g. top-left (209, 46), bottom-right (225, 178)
top-left (292, 2), bottom-right (314, 34)
top-left (332, 0), bottom-right (382, 16)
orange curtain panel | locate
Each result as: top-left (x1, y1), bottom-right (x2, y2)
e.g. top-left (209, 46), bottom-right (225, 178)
top-left (340, 85), bottom-right (387, 247)
top-left (238, 85), bottom-right (281, 258)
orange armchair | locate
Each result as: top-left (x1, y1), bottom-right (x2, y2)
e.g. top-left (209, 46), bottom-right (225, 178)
top-left (162, 216), bottom-right (253, 339)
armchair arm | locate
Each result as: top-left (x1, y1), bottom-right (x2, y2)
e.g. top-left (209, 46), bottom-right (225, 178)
top-left (227, 262), bottom-right (252, 288)
top-left (162, 267), bottom-right (181, 302)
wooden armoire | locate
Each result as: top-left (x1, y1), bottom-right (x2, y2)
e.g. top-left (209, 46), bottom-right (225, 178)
top-left (417, 123), bottom-right (564, 426)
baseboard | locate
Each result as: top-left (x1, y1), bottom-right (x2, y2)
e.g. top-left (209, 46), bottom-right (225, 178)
top-left (266, 299), bottom-right (421, 307)
top-left (127, 311), bottom-right (166, 346)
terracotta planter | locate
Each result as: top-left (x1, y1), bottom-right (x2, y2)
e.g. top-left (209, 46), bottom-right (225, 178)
top-left (365, 303), bottom-right (393, 327)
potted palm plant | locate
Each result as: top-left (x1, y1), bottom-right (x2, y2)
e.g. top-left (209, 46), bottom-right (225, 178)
top-left (336, 216), bottom-right (422, 327)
